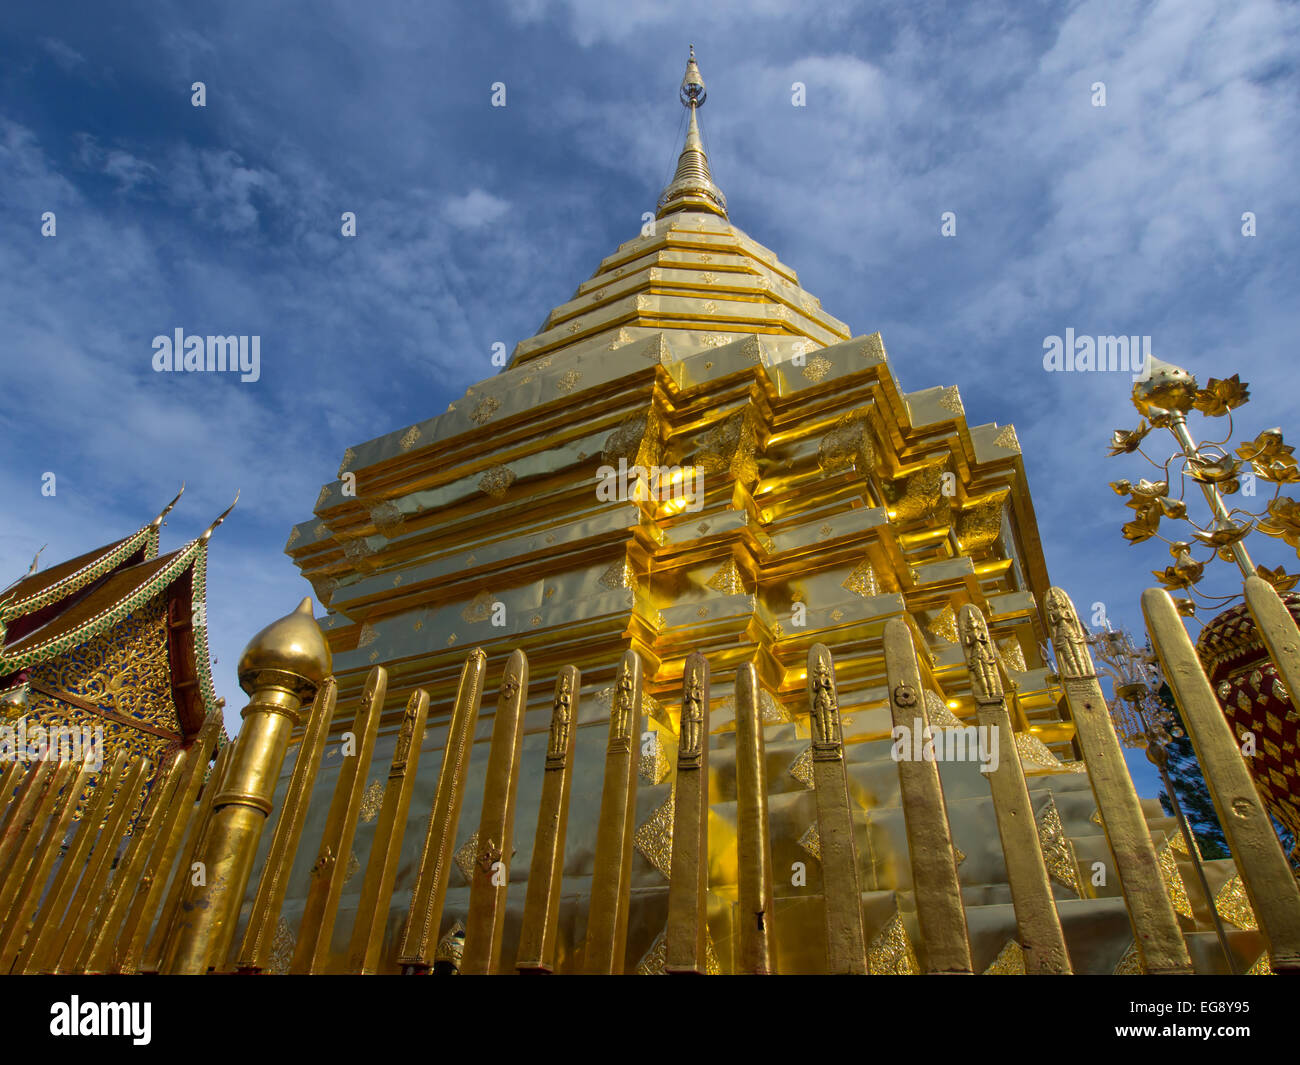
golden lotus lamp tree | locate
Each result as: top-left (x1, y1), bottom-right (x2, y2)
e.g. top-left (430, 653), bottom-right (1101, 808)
top-left (1109, 356), bottom-right (1299, 605)
top-left (1108, 356), bottom-right (1300, 973)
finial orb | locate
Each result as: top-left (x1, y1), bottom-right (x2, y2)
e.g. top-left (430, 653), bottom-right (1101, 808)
top-left (1132, 355), bottom-right (1198, 418)
top-left (237, 596), bottom-right (332, 697)
top-left (680, 46), bottom-right (706, 107)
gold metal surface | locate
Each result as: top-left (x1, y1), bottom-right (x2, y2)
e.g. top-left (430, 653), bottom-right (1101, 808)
top-left (163, 597), bottom-right (327, 973)
top-left (666, 650), bottom-right (710, 973)
top-left (396, 648), bottom-right (487, 972)
top-left (960, 605), bottom-right (1070, 974)
top-left (142, 737), bottom-right (234, 973)
top-left (462, 649), bottom-right (530, 974)
top-left (734, 663), bottom-right (777, 973)
top-left (1143, 586), bottom-right (1300, 971)
top-left (346, 687), bottom-right (429, 973)
top-left (883, 619), bottom-right (973, 974)
top-left (516, 665), bottom-right (581, 973)
top-left (806, 643), bottom-right (867, 974)
top-left (237, 676), bottom-right (338, 972)
top-left (292, 667), bottom-right (386, 972)
top-left (83, 748), bottom-right (192, 972)
top-left (1047, 586), bottom-right (1193, 975)
top-left (585, 650), bottom-right (643, 973)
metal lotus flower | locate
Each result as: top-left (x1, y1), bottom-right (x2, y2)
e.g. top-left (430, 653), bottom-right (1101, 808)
top-left (1191, 374), bottom-right (1250, 417)
top-left (1108, 422), bottom-right (1150, 456)
top-left (1237, 428), bottom-right (1293, 466)
top-left (1255, 564), bottom-right (1300, 593)
top-left (1257, 497), bottom-right (1300, 550)
top-left (1190, 519), bottom-right (1248, 550)
top-left (1185, 454), bottom-right (1241, 485)
top-left (1131, 479), bottom-right (1169, 498)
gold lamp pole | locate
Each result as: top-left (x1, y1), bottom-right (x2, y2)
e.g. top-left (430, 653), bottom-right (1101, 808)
top-left (162, 598), bottom-right (331, 974)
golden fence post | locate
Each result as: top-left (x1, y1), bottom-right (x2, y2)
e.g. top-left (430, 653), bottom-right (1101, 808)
top-left (1047, 587), bottom-right (1192, 974)
top-left (1243, 575), bottom-right (1300, 717)
top-left (115, 715), bottom-right (223, 973)
top-left (233, 677), bottom-right (336, 971)
top-left (346, 688), bottom-right (430, 973)
top-left (666, 650), bottom-right (710, 974)
top-left (84, 749), bottom-right (193, 972)
top-left (959, 605), bottom-right (1071, 974)
top-left (292, 667), bottom-right (386, 973)
top-left (397, 648), bottom-right (488, 973)
top-left (806, 643), bottom-right (867, 974)
top-left (0, 760), bottom-right (57, 881)
top-left (141, 737), bottom-right (236, 973)
top-left (735, 662), bottom-right (776, 974)
top-left (57, 756), bottom-right (153, 973)
top-left (0, 760), bottom-right (72, 927)
top-left (161, 597), bottom-right (330, 974)
top-left (584, 650), bottom-right (643, 974)
top-left (16, 751), bottom-right (129, 973)
top-left (516, 665), bottom-right (580, 974)
top-left (883, 619), bottom-right (973, 974)
top-left (1144, 586), bottom-right (1300, 971)
top-left (462, 650), bottom-right (530, 974)
top-left (0, 761), bottom-right (93, 972)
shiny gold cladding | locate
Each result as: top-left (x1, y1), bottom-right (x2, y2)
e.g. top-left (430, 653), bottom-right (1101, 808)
top-left (237, 676), bottom-right (338, 972)
top-left (55, 755), bottom-right (152, 973)
top-left (347, 687), bottom-right (430, 973)
top-left (116, 717), bottom-right (223, 973)
top-left (585, 650), bottom-right (643, 973)
top-left (1143, 586), bottom-right (1300, 972)
top-left (84, 748), bottom-right (192, 972)
top-left (17, 752), bottom-right (128, 973)
top-left (1244, 575), bottom-right (1300, 717)
top-left (666, 651), bottom-right (710, 974)
top-left (806, 643), bottom-right (868, 974)
top-left (462, 650), bottom-right (530, 974)
top-left (165, 677), bottom-right (315, 972)
top-left (1047, 587), bottom-right (1192, 975)
top-left (0, 760), bottom-right (57, 885)
top-left (0, 760), bottom-right (91, 972)
top-left (293, 667), bottom-right (386, 973)
top-left (397, 648), bottom-right (487, 971)
top-left (734, 663), bottom-right (776, 974)
top-left (517, 665), bottom-right (580, 973)
top-left (959, 605), bottom-right (1070, 974)
top-left (883, 619), bottom-right (973, 974)
top-left (143, 737), bottom-right (235, 973)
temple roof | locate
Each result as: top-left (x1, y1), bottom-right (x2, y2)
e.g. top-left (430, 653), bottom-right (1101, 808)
top-left (1, 492), bottom-right (233, 743)
top-left (0, 485), bottom-right (182, 625)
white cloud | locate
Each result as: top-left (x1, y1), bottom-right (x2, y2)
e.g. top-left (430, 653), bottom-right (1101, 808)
top-left (442, 188), bottom-right (511, 228)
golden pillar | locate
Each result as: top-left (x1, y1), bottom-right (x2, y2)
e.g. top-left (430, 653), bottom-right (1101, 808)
top-left (734, 662), bottom-right (776, 974)
top-left (883, 619), bottom-right (973, 974)
top-left (397, 649), bottom-right (488, 972)
top-left (1144, 587), bottom-right (1300, 971)
top-left (237, 677), bottom-right (337, 972)
top-left (806, 644), bottom-right (867, 974)
top-left (516, 666), bottom-right (581, 973)
top-left (462, 649), bottom-right (530, 974)
top-left (584, 650), bottom-right (643, 973)
top-left (162, 597), bottom-right (331, 974)
top-left (959, 605), bottom-right (1071, 974)
top-left (666, 651), bottom-right (710, 974)
top-left (1046, 587), bottom-right (1192, 974)
top-left (347, 688), bottom-right (430, 973)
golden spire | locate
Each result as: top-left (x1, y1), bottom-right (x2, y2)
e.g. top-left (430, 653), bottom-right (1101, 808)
top-left (657, 46), bottom-right (728, 219)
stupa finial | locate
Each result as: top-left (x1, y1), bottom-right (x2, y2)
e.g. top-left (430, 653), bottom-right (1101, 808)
top-left (657, 46), bottom-right (727, 219)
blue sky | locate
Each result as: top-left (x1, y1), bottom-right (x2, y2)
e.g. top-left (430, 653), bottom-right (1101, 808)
top-left (3, 0), bottom-right (1298, 798)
